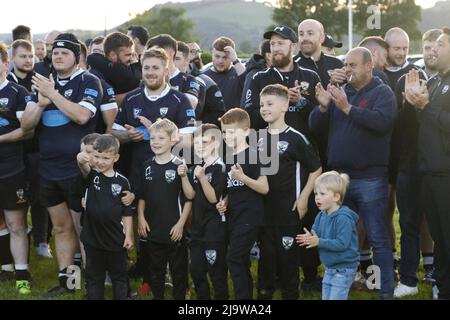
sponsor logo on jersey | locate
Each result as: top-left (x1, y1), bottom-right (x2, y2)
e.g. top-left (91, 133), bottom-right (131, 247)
top-left (0, 118), bottom-right (10, 127)
top-left (84, 88), bottom-right (98, 97)
top-left (215, 90), bottom-right (223, 98)
top-left (107, 87), bottom-right (115, 96)
top-left (190, 81), bottom-right (200, 91)
top-left (41, 110), bottom-right (71, 127)
top-left (186, 109), bottom-right (195, 117)
top-left (282, 236), bottom-right (294, 250)
top-left (111, 184), bottom-right (122, 197)
top-left (93, 176), bottom-right (101, 190)
top-left (165, 170), bottom-right (176, 183)
top-left (25, 96), bottom-right (32, 103)
top-left (145, 166), bottom-right (152, 180)
top-left (205, 250), bottom-right (217, 265)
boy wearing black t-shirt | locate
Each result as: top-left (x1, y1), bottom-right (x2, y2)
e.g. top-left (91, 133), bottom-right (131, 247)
top-left (257, 84), bottom-right (322, 299)
top-left (178, 124), bottom-right (229, 300)
top-left (77, 134), bottom-right (134, 300)
top-left (137, 119), bottom-right (191, 300)
top-left (218, 108), bottom-right (269, 299)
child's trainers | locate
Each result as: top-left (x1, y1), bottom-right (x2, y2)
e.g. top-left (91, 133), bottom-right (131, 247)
top-left (16, 280), bottom-right (31, 295)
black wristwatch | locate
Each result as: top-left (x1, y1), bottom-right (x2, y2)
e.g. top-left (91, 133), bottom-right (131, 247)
top-left (233, 59), bottom-right (240, 65)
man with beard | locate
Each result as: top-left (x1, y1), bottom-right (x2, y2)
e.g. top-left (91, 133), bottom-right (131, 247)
top-left (295, 19), bottom-right (343, 87)
top-left (146, 34), bottom-right (200, 109)
top-left (34, 40), bottom-right (46, 62)
top-left (34, 30), bottom-right (61, 78)
top-left (204, 36), bottom-right (246, 110)
top-left (7, 40), bottom-right (54, 259)
top-left (187, 42), bottom-right (203, 76)
top-left (384, 28), bottom-right (427, 271)
top-left (392, 29), bottom-right (442, 298)
top-left (21, 33), bottom-right (103, 297)
top-left (404, 27), bottom-right (450, 300)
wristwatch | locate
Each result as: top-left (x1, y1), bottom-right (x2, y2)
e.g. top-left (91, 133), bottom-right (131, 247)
top-left (232, 59), bottom-right (240, 65)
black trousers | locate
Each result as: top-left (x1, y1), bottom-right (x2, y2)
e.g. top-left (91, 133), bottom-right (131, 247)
top-left (299, 196), bottom-right (321, 281)
top-left (421, 175), bottom-right (450, 299)
top-left (85, 245), bottom-right (128, 300)
top-left (227, 223), bottom-right (258, 300)
top-left (147, 239), bottom-right (188, 300)
top-left (190, 239), bottom-right (229, 300)
top-left (258, 225), bottom-right (300, 300)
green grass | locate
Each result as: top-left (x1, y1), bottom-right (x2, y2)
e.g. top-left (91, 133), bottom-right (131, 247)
top-left (0, 209), bottom-right (433, 300)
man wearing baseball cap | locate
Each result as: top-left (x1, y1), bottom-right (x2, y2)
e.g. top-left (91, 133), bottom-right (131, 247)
top-left (321, 34), bottom-right (343, 56)
top-left (22, 32), bottom-right (103, 298)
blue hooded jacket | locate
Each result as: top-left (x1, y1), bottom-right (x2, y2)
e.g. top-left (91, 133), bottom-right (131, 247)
top-left (309, 76), bottom-right (396, 178)
top-left (311, 206), bottom-right (359, 269)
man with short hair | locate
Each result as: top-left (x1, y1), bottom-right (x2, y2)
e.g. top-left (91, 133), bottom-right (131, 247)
top-left (358, 36), bottom-right (390, 84)
top-left (187, 42), bottom-right (203, 76)
top-left (8, 40), bottom-right (35, 92)
top-left (404, 27), bottom-right (450, 300)
top-left (175, 41), bottom-right (225, 126)
top-left (87, 32), bottom-right (141, 105)
top-left (295, 19), bottom-right (343, 87)
top-left (146, 34), bottom-right (200, 109)
top-left (310, 47), bottom-right (396, 299)
top-left (34, 40), bottom-right (46, 62)
top-left (21, 33), bottom-right (103, 297)
top-left (88, 36), bottom-right (105, 56)
top-left (34, 30), bottom-right (61, 78)
top-left (127, 26), bottom-right (149, 59)
top-left (12, 25), bottom-right (32, 42)
top-left (204, 36), bottom-right (246, 110)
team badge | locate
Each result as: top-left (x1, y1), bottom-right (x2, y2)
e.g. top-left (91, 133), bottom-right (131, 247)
top-left (282, 236), bottom-right (294, 250)
top-left (133, 108), bottom-right (142, 118)
top-left (300, 81), bottom-right (310, 91)
top-left (160, 107), bottom-right (168, 117)
top-left (64, 89), bottom-right (73, 98)
top-left (111, 184), bottom-right (122, 197)
top-left (442, 85), bottom-right (449, 95)
top-left (206, 173), bottom-right (213, 183)
top-left (145, 166), bottom-right (152, 180)
top-left (277, 141), bottom-right (289, 154)
top-left (165, 170), bottom-right (176, 183)
top-left (245, 89), bottom-right (252, 101)
top-left (0, 98), bottom-right (9, 107)
top-left (205, 250), bottom-right (217, 265)
top-left (16, 189), bottom-right (26, 204)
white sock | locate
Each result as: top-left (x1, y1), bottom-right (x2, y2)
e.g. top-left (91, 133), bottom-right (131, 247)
top-left (1, 264), bottom-right (14, 272)
top-left (15, 264), bottom-right (29, 271)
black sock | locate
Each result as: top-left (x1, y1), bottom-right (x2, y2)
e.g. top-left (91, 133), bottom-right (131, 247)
top-left (0, 230), bottom-right (14, 266)
top-left (73, 253), bottom-right (82, 268)
top-left (58, 268), bottom-right (69, 289)
top-left (15, 269), bottom-right (31, 281)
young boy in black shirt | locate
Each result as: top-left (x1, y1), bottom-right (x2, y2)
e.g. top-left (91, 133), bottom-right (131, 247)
top-left (137, 119), bottom-right (191, 300)
top-left (178, 124), bottom-right (229, 300)
top-left (217, 108), bottom-right (269, 299)
top-left (257, 84), bottom-right (322, 299)
top-left (77, 134), bottom-right (134, 300)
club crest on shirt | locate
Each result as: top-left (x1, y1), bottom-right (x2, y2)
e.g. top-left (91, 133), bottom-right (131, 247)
top-left (165, 170), bottom-right (176, 183)
top-left (16, 189), bottom-right (26, 204)
top-left (442, 85), bottom-right (449, 95)
top-left (64, 89), bottom-right (73, 98)
top-left (172, 85), bottom-right (180, 91)
top-left (160, 107), bottom-right (168, 117)
top-left (206, 173), bottom-right (213, 183)
top-left (205, 250), bottom-right (217, 265)
top-left (133, 108), bottom-right (142, 118)
top-left (0, 98), bottom-right (9, 107)
top-left (145, 166), bottom-right (152, 180)
top-left (282, 236), bottom-right (294, 250)
top-left (111, 184), bottom-right (122, 197)
top-left (277, 141), bottom-right (289, 155)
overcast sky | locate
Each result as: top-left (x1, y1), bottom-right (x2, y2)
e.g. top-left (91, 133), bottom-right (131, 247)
top-left (1, 0), bottom-right (440, 34)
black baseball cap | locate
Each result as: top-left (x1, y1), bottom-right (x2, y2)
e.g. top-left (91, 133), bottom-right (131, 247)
top-left (263, 26), bottom-right (298, 43)
top-left (322, 34), bottom-right (343, 49)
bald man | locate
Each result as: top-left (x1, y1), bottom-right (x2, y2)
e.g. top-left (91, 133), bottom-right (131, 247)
top-left (34, 30), bottom-right (61, 78)
top-left (295, 19), bottom-right (343, 87)
top-left (310, 47), bottom-right (396, 299)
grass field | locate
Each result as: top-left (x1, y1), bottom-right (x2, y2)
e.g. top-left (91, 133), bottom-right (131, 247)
top-left (0, 210), bottom-right (433, 300)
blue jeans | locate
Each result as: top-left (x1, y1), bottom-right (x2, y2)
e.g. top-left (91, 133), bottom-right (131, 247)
top-left (344, 177), bottom-right (394, 298)
top-left (396, 173), bottom-right (423, 287)
top-left (322, 268), bottom-right (357, 300)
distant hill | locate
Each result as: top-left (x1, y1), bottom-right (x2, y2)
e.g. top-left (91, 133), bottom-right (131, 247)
top-left (130, 0), bottom-right (275, 52)
top-left (419, 0), bottom-right (450, 32)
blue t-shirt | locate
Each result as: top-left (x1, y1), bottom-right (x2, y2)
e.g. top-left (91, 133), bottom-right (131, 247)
top-left (0, 80), bottom-right (31, 178)
top-left (33, 69), bottom-right (102, 180)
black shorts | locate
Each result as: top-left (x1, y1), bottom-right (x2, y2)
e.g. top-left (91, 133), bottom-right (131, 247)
top-left (40, 175), bottom-right (83, 212)
top-left (0, 171), bottom-right (28, 210)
